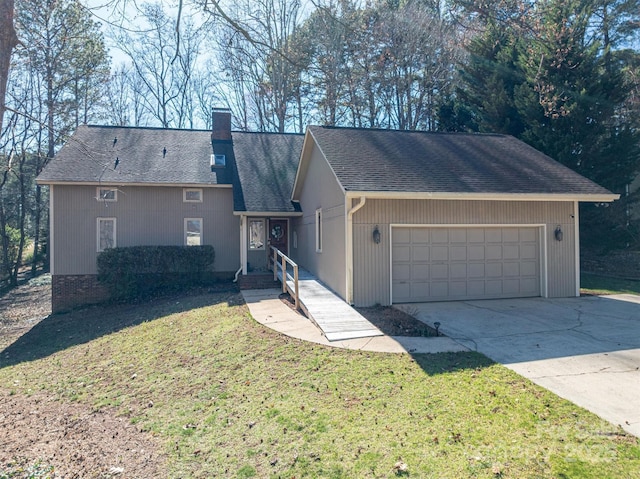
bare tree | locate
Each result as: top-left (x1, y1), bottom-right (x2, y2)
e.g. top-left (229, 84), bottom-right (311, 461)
top-left (0, 0), bottom-right (19, 130)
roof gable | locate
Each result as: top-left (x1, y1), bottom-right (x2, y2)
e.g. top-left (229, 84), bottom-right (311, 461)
top-left (295, 126), bottom-right (616, 200)
top-left (231, 132), bottom-right (304, 213)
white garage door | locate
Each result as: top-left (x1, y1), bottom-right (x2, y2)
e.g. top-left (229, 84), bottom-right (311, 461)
top-left (392, 227), bottom-right (541, 303)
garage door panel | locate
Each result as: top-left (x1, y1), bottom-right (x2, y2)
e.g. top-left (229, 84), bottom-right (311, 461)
top-left (468, 229), bottom-right (485, 243)
top-left (430, 282), bottom-right (448, 297)
top-left (392, 226), bottom-right (541, 303)
top-left (431, 229), bottom-right (449, 243)
top-left (450, 263), bottom-right (467, 279)
top-left (468, 246), bottom-right (485, 260)
top-left (502, 228), bottom-right (520, 242)
top-left (393, 245), bottom-right (411, 261)
top-left (503, 245), bottom-right (520, 260)
top-left (520, 228), bottom-right (538, 242)
top-left (486, 229), bottom-right (502, 242)
top-left (503, 280), bottom-right (521, 294)
top-left (486, 263), bottom-right (503, 277)
top-left (412, 264), bottom-right (429, 281)
top-left (450, 246), bottom-right (467, 261)
top-left (410, 282), bottom-right (429, 298)
top-left (412, 228), bottom-right (430, 242)
top-left (521, 244), bottom-right (537, 260)
top-left (468, 281), bottom-right (485, 296)
top-left (392, 282), bottom-right (411, 301)
top-left (431, 264), bottom-right (449, 279)
top-left (393, 263), bottom-right (411, 281)
top-left (521, 278), bottom-right (539, 294)
top-left (521, 261), bottom-right (537, 276)
top-left (432, 246), bottom-right (449, 261)
top-left (412, 246), bottom-right (430, 261)
top-left (503, 262), bottom-right (520, 277)
top-left (486, 245), bottom-right (503, 260)
top-left (450, 229), bottom-right (467, 243)
top-left (486, 280), bottom-right (503, 295)
top-left (468, 263), bottom-right (485, 278)
top-left (393, 228), bottom-right (411, 243)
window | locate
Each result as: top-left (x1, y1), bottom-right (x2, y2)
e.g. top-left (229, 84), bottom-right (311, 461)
top-left (249, 219), bottom-right (265, 250)
top-left (211, 154), bottom-right (226, 167)
top-left (293, 230), bottom-right (297, 249)
top-left (183, 188), bottom-right (202, 203)
top-left (185, 218), bottom-right (202, 246)
top-left (97, 218), bottom-right (116, 252)
top-left (315, 209), bottom-right (322, 253)
top-left (97, 187), bottom-right (117, 202)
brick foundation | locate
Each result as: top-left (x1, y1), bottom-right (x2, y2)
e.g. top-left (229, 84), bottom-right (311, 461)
top-left (237, 273), bottom-right (281, 290)
top-left (52, 275), bottom-right (110, 313)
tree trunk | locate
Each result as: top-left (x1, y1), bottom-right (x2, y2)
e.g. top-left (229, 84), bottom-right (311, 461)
top-left (0, 0), bottom-right (19, 129)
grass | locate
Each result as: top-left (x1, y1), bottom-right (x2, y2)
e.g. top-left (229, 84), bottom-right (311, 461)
top-left (1, 289), bottom-right (640, 478)
top-left (581, 272), bottom-right (640, 296)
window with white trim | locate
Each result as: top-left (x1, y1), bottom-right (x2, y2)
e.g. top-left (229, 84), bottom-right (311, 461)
top-left (97, 218), bottom-right (116, 252)
top-left (97, 187), bottom-right (117, 202)
top-left (185, 218), bottom-right (202, 246)
top-left (249, 219), bottom-right (265, 250)
top-left (315, 209), bottom-right (322, 253)
top-left (211, 154), bottom-right (226, 167)
top-left (183, 188), bottom-right (203, 203)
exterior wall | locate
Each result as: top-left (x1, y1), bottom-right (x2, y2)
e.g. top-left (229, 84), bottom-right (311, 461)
top-left (352, 199), bottom-right (576, 306)
top-left (290, 142), bottom-right (346, 298)
top-left (51, 184), bottom-right (240, 276)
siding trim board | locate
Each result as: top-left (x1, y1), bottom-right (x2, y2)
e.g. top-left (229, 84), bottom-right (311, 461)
top-left (389, 223), bottom-right (547, 304)
top-left (344, 191), bottom-right (618, 203)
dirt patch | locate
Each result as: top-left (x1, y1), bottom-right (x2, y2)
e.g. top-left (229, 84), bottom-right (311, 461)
top-left (0, 392), bottom-right (166, 478)
top-left (0, 275), bottom-right (52, 351)
top-left (0, 276), bottom-right (171, 478)
top-left (355, 305), bottom-right (438, 337)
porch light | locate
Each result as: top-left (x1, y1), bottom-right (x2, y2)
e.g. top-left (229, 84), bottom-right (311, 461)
top-left (373, 225), bottom-right (381, 244)
top-left (554, 226), bottom-right (563, 242)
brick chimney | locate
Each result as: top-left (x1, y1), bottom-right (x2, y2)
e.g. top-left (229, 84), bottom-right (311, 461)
top-left (212, 107), bottom-right (232, 142)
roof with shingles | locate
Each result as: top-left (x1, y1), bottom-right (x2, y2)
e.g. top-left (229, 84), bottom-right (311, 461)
top-left (37, 125), bottom-right (234, 185)
top-left (231, 132), bottom-right (304, 213)
top-left (37, 124), bottom-right (305, 213)
top-left (306, 126), bottom-right (614, 196)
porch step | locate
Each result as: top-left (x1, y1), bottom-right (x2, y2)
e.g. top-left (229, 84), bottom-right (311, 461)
top-left (237, 273), bottom-right (280, 290)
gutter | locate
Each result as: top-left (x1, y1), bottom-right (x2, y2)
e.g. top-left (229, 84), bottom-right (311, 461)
top-left (345, 196), bottom-right (366, 304)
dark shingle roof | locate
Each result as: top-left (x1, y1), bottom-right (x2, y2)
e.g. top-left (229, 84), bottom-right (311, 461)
top-left (308, 126), bottom-right (613, 196)
top-left (37, 125), bottom-right (233, 185)
top-left (232, 132), bottom-right (304, 213)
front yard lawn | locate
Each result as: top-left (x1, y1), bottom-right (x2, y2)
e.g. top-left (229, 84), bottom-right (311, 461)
top-left (1, 290), bottom-right (639, 478)
top-left (581, 272), bottom-right (640, 296)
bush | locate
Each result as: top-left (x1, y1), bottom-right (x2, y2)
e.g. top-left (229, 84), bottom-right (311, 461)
top-left (97, 245), bottom-right (216, 300)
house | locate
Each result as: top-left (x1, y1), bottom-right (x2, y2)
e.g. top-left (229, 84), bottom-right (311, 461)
top-left (37, 109), bottom-right (618, 312)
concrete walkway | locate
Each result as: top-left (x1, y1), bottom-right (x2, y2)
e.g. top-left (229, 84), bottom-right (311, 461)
top-left (241, 288), bottom-right (467, 354)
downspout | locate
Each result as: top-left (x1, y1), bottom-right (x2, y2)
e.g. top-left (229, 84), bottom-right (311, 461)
top-left (346, 196), bottom-right (366, 304)
top-left (574, 201), bottom-right (580, 297)
top-left (233, 215), bottom-right (247, 282)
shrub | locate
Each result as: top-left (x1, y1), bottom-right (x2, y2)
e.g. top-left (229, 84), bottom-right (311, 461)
top-left (97, 245), bottom-right (216, 300)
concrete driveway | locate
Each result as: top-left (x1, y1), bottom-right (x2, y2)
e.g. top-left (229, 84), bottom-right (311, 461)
top-left (399, 294), bottom-right (640, 437)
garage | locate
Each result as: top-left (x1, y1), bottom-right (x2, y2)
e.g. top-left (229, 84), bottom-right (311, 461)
top-left (392, 226), bottom-right (541, 303)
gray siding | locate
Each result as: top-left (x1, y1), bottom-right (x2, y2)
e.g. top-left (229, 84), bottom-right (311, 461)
top-left (291, 142), bottom-right (346, 298)
top-left (352, 199), bottom-right (576, 306)
top-left (51, 184), bottom-right (239, 275)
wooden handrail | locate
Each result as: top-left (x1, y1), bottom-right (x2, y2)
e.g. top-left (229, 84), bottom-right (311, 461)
top-left (270, 246), bottom-right (300, 310)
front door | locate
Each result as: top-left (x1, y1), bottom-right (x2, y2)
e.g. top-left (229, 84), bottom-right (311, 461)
top-left (268, 219), bottom-right (288, 256)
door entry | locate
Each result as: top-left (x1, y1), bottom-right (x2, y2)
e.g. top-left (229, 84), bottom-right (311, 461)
top-left (269, 219), bottom-right (288, 256)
